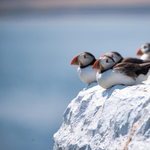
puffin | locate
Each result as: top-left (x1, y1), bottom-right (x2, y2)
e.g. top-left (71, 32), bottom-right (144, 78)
top-left (92, 56), bottom-right (150, 89)
top-left (136, 43), bottom-right (150, 60)
top-left (103, 51), bottom-right (150, 64)
top-left (71, 52), bottom-right (97, 85)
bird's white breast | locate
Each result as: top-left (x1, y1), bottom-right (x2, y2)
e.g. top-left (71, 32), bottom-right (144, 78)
top-left (140, 54), bottom-right (150, 60)
top-left (77, 66), bottom-right (97, 84)
top-left (96, 69), bottom-right (148, 89)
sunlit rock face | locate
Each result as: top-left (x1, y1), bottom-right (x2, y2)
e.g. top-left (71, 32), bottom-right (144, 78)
top-left (53, 79), bottom-right (150, 150)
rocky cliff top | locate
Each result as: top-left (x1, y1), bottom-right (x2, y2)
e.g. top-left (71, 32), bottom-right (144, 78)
top-left (53, 79), bottom-right (150, 150)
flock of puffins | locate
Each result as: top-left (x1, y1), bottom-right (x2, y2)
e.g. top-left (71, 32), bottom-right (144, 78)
top-left (71, 43), bottom-right (150, 89)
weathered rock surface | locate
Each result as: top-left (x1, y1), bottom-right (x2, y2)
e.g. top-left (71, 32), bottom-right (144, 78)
top-left (53, 79), bottom-right (150, 150)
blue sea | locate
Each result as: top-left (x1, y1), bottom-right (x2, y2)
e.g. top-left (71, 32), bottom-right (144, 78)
top-left (0, 8), bottom-right (150, 150)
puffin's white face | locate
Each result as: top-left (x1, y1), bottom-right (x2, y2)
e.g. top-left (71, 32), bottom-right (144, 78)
top-left (71, 52), bottom-right (95, 67)
top-left (78, 53), bottom-right (94, 66)
top-left (141, 44), bottom-right (150, 54)
top-left (100, 56), bottom-right (116, 70)
top-left (106, 52), bottom-right (122, 63)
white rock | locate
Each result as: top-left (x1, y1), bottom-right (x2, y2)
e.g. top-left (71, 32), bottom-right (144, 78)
top-left (53, 80), bottom-right (150, 150)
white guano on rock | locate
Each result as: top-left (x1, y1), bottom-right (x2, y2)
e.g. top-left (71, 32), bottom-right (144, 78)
top-left (53, 79), bottom-right (150, 150)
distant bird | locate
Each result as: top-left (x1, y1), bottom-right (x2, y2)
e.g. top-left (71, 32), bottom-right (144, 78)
top-left (71, 52), bottom-right (97, 85)
top-left (136, 43), bottom-right (150, 60)
top-left (104, 51), bottom-right (150, 64)
top-left (92, 56), bottom-right (150, 89)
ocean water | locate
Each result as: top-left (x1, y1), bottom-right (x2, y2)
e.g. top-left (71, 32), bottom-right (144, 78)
top-left (0, 10), bottom-right (150, 150)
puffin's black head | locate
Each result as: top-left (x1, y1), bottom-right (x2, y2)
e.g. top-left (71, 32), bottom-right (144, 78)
top-left (137, 43), bottom-right (150, 56)
top-left (105, 51), bottom-right (123, 63)
top-left (93, 56), bottom-right (116, 74)
top-left (71, 52), bottom-right (96, 68)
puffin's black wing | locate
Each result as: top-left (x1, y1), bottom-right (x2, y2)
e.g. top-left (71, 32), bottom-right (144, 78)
top-left (113, 63), bottom-right (141, 80)
top-left (136, 63), bottom-right (150, 76)
top-left (113, 62), bottom-right (150, 79)
top-left (122, 57), bottom-right (150, 64)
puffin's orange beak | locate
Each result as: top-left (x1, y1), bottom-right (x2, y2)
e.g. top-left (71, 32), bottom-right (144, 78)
top-left (93, 59), bottom-right (100, 70)
top-left (136, 48), bottom-right (143, 56)
top-left (71, 55), bottom-right (79, 65)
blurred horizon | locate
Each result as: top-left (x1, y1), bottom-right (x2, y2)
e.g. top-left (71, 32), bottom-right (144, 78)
top-left (0, 0), bottom-right (150, 16)
top-left (1, 0), bottom-right (150, 10)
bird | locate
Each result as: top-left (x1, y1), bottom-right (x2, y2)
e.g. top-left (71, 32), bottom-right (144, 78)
top-left (71, 52), bottom-right (97, 85)
top-left (136, 43), bottom-right (150, 60)
top-left (92, 56), bottom-right (150, 89)
top-left (102, 51), bottom-right (150, 64)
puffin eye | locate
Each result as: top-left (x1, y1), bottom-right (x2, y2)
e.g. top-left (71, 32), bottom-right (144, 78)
top-left (106, 59), bottom-right (108, 63)
top-left (84, 55), bottom-right (87, 58)
top-left (144, 45), bottom-right (148, 49)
